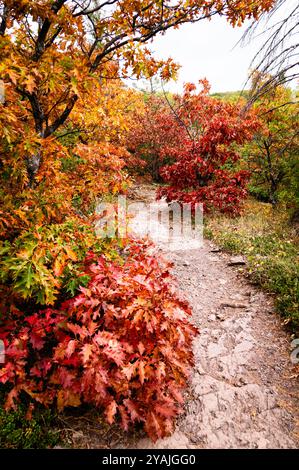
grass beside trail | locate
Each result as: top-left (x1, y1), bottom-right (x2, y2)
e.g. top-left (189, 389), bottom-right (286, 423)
top-left (0, 396), bottom-right (59, 448)
top-left (205, 200), bottom-right (299, 333)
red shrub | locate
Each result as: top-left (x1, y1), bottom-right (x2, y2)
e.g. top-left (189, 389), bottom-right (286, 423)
top-left (0, 241), bottom-right (197, 441)
top-left (158, 142), bottom-right (252, 215)
top-left (132, 80), bottom-right (261, 215)
top-left (126, 94), bottom-right (183, 181)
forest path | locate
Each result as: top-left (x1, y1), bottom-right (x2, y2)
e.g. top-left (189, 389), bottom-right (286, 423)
top-left (128, 182), bottom-right (299, 449)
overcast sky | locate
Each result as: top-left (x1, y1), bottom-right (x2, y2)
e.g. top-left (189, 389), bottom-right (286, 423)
top-left (146, 16), bottom-right (260, 94)
top-left (127, 2), bottom-right (299, 96)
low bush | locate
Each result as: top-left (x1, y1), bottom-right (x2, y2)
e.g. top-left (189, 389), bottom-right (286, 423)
top-left (0, 241), bottom-right (197, 441)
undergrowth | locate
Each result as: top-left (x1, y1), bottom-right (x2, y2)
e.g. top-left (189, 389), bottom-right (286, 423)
top-left (205, 200), bottom-right (299, 332)
top-left (0, 394), bottom-right (59, 448)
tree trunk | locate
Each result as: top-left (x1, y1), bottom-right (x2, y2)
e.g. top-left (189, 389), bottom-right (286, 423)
top-left (26, 149), bottom-right (42, 187)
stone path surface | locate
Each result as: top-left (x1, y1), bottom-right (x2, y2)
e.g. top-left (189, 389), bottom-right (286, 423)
top-left (128, 183), bottom-right (299, 449)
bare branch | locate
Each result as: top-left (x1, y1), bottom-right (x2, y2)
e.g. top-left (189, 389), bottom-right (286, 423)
top-left (243, 0), bottom-right (299, 103)
top-left (73, 0), bottom-right (119, 17)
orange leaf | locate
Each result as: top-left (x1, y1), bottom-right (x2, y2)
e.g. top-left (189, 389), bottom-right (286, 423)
top-left (65, 246), bottom-right (77, 261)
top-left (57, 390), bottom-right (81, 411)
top-left (138, 360), bottom-right (145, 385)
top-left (106, 400), bottom-right (118, 424)
top-left (53, 256), bottom-right (66, 277)
top-left (66, 339), bottom-right (77, 358)
top-left (80, 344), bottom-right (93, 364)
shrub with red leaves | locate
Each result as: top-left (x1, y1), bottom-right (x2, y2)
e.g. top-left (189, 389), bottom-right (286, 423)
top-left (0, 241), bottom-right (197, 441)
top-left (134, 80), bottom-right (261, 215)
top-left (126, 94), bottom-right (182, 181)
top-left (158, 145), bottom-right (252, 215)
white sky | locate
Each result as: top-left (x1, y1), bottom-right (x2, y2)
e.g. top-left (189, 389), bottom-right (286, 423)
top-left (127, 3), bottom-right (298, 95)
top-left (147, 16), bottom-right (259, 94)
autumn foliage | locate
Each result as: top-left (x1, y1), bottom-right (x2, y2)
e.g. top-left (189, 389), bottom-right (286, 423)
top-left (0, 0), bottom-right (275, 444)
top-left (1, 242), bottom-right (196, 440)
top-left (130, 81), bottom-right (261, 215)
top-left (243, 73), bottom-right (299, 206)
top-left (127, 94), bottom-right (181, 180)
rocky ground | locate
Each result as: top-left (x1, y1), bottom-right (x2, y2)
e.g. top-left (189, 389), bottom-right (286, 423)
top-left (130, 183), bottom-right (299, 449)
top-left (60, 183), bottom-right (299, 449)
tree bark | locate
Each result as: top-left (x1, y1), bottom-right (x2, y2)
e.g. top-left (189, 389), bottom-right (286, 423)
top-left (264, 140), bottom-right (278, 205)
top-left (0, 4), bottom-right (8, 36)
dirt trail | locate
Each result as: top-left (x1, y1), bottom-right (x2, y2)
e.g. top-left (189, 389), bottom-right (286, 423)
top-left (129, 183), bottom-right (299, 449)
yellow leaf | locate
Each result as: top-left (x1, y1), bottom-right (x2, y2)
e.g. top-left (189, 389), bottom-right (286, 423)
top-left (53, 255), bottom-right (66, 277)
top-left (65, 246), bottom-right (77, 261)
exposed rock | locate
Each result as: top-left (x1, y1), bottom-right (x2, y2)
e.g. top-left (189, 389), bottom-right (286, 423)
top-left (220, 301), bottom-right (249, 309)
top-left (215, 312), bottom-right (226, 321)
top-left (228, 255), bottom-right (246, 266)
top-left (210, 248), bottom-right (222, 253)
top-left (136, 431), bottom-right (191, 449)
top-left (181, 260), bottom-right (190, 266)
